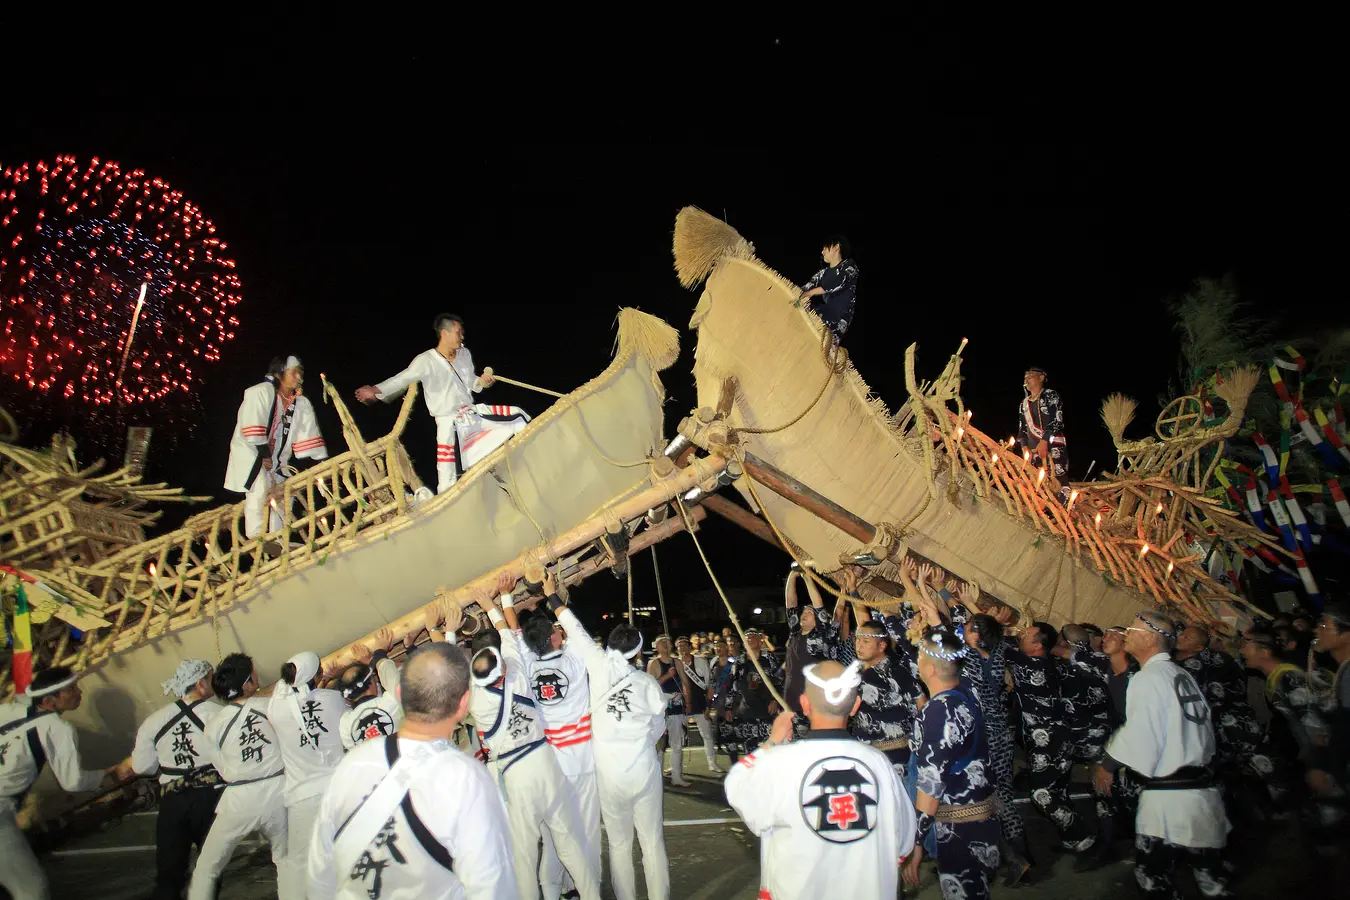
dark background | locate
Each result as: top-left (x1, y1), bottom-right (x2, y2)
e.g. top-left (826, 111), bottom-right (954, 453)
top-left (1, 20), bottom-right (1338, 631)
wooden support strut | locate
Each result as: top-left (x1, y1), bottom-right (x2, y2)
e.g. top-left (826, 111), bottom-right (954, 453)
top-left (740, 451), bottom-right (877, 544)
top-left (699, 494), bottom-right (785, 551)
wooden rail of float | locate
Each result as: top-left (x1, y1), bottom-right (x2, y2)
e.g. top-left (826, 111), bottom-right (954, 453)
top-left (894, 343), bottom-right (1278, 621)
top-left (0, 384), bottom-right (425, 688)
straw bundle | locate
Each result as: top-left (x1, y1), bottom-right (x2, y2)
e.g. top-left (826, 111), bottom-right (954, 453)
top-left (613, 307), bottom-right (680, 372)
top-left (1213, 365), bottom-right (1261, 417)
top-left (673, 206), bottom-right (754, 288)
top-left (1101, 393), bottom-right (1137, 444)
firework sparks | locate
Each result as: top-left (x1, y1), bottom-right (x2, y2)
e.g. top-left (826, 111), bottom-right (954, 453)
top-left (0, 155), bottom-right (243, 412)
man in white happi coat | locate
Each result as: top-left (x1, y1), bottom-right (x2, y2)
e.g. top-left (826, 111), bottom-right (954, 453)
top-left (124, 659), bottom-right (225, 900)
top-left (270, 649), bottom-right (348, 899)
top-left (307, 642), bottom-right (516, 900)
top-left (355, 314), bottom-right (530, 494)
top-left (1094, 610), bottom-right (1231, 899)
top-left (725, 659), bottom-right (914, 900)
top-left (1, 667), bottom-right (114, 900)
top-left (552, 591), bottom-right (671, 900)
top-left (224, 355), bottom-right (329, 539)
top-left (464, 582), bottom-right (600, 900)
top-left (339, 629), bottom-right (405, 749)
top-left (189, 653), bottom-right (293, 900)
top-left (516, 575), bottom-right (601, 900)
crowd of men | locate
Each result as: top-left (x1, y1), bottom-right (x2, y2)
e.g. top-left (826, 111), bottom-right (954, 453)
top-left (3, 552), bottom-right (1348, 899)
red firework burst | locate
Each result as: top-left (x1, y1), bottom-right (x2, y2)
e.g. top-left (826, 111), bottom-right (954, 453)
top-left (0, 154), bottom-right (242, 408)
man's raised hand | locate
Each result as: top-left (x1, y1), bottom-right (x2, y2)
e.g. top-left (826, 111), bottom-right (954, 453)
top-left (354, 385), bottom-right (379, 404)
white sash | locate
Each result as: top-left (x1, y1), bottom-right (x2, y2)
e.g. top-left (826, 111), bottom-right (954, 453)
top-left (333, 740), bottom-right (447, 873)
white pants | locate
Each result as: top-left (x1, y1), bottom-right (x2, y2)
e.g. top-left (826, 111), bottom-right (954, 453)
top-left (188, 778), bottom-right (291, 900)
top-left (539, 765), bottom-right (601, 900)
top-left (243, 469), bottom-right (281, 539)
top-left (498, 746), bottom-right (600, 900)
top-left (693, 713), bottom-right (717, 767)
top-left (596, 754), bottom-right (669, 900)
top-left (663, 714), bottom-right (686, 782)
top-left (0, 802), bottom-right (47, 900)
top-left (434, 407), bottom-right (529, 494)
top-left (279, 793), bottom-right (323, 900)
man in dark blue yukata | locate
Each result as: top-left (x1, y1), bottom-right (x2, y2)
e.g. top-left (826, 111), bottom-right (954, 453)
top-left (797, 235), bottom-right (860, 343)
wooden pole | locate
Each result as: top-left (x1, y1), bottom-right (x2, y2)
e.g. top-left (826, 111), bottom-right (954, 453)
top-left (740, 451), bottom-right (877, 544)
top-left (323, 454), bottom-right (728, 670)
top-left (700, 494), bottom-right (785, 551)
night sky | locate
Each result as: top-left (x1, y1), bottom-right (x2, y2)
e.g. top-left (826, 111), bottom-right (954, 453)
top-left (2, 33), bottom-right (1336, 631)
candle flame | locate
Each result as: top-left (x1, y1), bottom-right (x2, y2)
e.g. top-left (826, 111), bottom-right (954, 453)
top-left (956, 427), bottom-right (964, 438)
top-left (1140, 544), bottom-right (1150, 557)
top-left (1095, 512), bottom-right (1102, 526)
top-left (991, 453), bottom-right (999, 464)
top-left (1008, 436), bottom-right (1017, 447)
top-left (1155, 502), bottom-right (1164, 515)
top-left (1023, 450), bottom-right (1032, 463)
top-left (1037, 467), bottom-right (1046, 484)
top-left (148, 563), bottom-right (157, 577)
top-left (1166, 561), bottom-right (1175, 573)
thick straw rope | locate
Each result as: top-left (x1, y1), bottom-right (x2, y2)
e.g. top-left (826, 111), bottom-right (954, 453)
top-left (734, 328), bottom-right (847, 437)
top-left (675, 496), bottom-right (788, 710)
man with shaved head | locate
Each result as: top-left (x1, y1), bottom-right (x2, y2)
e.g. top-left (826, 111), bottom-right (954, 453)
top-left (308, 643), bottom-right (515, 899)
top-left (1094, 610), bottom-right (1229, 899)
top-left (725, 659), bottom-right (914, 899)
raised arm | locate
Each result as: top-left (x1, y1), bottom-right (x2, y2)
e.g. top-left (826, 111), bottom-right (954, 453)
top-left (371, 354), bottom-right (428, 402)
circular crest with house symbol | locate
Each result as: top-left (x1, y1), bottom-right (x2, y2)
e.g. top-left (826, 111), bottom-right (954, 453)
top-left (799, 756), bottom-right (881, 843)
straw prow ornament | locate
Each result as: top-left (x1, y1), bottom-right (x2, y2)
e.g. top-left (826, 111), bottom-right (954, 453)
top-left (1101, 393), bottom-right (1138, 445)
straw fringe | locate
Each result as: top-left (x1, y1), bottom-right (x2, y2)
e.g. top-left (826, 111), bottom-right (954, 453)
top-left (1214, 365), bottom-right (1261, 413)
top-left (613, 307), bottom-right (680, 372)
top-left (673, 207), bottom-right (755, 288)
top-left (1101, 393), bottom-right (1138, 444)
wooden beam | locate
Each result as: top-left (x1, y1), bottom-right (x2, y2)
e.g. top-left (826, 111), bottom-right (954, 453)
top-left (740, 451), bottom-right (877, 544)
top-left (321, 454), bottom-right (728, 670)
top-left (700, 494), bottom-right (785, 552)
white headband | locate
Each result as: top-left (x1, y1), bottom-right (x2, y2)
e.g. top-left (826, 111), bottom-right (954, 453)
top-left (270, 650), bottom-right (320, 723)
top-left (284, 355), bottom-right (302, 371)
top-left (622, 634), bottom-right (645, 660)
top-left (803, 660), bottom-right (863, 706)
top-left (26, 672), bottom-right (80, 699)
top-left (920, 640), bottom-right (966, 662)
top-left (161, 659), bottom-right (212, 697)
top-left (471, 647), bottom-right (503, 686)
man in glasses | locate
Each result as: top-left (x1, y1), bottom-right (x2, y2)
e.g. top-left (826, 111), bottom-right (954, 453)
top-left (1094, 610), bottom-right (1229, 899)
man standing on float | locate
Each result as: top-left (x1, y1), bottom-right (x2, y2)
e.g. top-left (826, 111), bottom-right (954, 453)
top-left (356, 313), bottom-right (530, 494)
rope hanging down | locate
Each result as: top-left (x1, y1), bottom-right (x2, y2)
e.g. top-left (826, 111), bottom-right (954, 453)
top-left (652, 543), bottom-right (671, 641)
top-left (734, 327), bottom-right (848, 437)
top-left (675, 496), bottom-right (787, 710)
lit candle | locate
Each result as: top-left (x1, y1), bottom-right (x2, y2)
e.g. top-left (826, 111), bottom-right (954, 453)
top-left (1068, 490), bottom-right (1079, 508)
top-left (1166, 561), bottom-right (1174, 573)
top-left (1095, 512), bottom-right (1102, 526)
top-left (956, 427), bottom-right (964, 438)
top-left (1037, 467), bottom-right (1046, 484)
top-left (1140, 544), bottom-right (1150, 557)
top-left (1155, 502), bottom-right (1164, 515)
top-left (1023, 450), bottom-right (1032, 463)
top-left (1008, 436), bottom-right (1016, 447)
top-left (990, 453), bottom-right (999, 464)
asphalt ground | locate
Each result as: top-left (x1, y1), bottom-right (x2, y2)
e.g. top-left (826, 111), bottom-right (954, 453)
top-left (31, 742), bottom-right (1343, 900)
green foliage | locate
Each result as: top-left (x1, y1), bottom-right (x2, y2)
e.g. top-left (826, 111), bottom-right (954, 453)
top-left (1167, 275), bottom-right (1350, 490)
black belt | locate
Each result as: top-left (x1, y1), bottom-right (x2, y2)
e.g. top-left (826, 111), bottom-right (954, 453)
top-left (1137, 765), bottom-right (1214, 791)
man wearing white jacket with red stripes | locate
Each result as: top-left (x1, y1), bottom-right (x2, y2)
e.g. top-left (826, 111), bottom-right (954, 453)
top-left (517, 587), bottom-right (601, 900)
top-left (465, 580), bottom-right (600, 900)
top-left (546, 582), bottom-right (671, 900)
top-left (224, 356), bottom-right (328, 539)
top-left (355, 314), bottom-right (529, 494)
